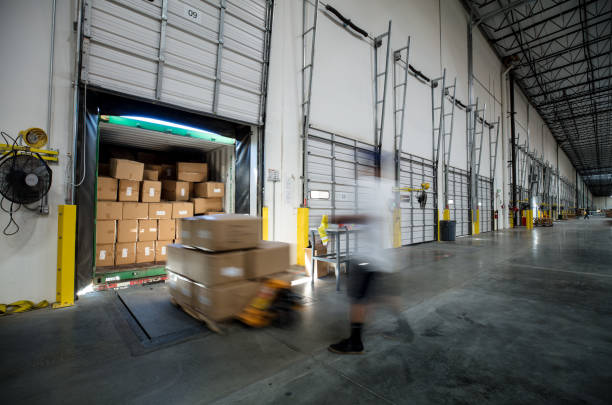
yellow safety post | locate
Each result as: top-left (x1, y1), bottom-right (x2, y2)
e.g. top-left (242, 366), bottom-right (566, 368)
top-left (262, 206), bottom-right (269, 241)
top-left (510, 212), bottom-right (514, 228)
top-left (393, 208), bottom-right (401, 248)
top-left (474, 209), bottom-right (480, 235)
top-left (54, 205), bottom-right (76, 309)
top-left (297, 208), bottom-right (309, 266)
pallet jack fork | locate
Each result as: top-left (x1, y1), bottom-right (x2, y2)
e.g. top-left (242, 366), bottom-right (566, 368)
top-left (238, 279), bottom-right (302, 328)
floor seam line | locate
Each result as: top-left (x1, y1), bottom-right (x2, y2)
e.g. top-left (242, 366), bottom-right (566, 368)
top-left (508, 263), bottom-right (612, 278)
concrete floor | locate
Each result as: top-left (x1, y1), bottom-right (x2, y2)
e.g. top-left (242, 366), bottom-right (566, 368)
top-left (2, 218), bottom-right (611, 404)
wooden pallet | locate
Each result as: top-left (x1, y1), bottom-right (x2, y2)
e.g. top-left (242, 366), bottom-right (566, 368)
top-left (169, 297), bottom-right (224, 334)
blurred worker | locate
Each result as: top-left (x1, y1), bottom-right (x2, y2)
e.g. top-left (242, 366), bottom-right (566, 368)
top-left (584, 210), bottom-right (590, 219)
top-left (328, 176), bottom-right (414, 355)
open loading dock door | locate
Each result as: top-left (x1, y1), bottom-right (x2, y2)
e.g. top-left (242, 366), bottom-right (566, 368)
top-left (398, 152), bottom-right (436, 245)
top-left (478, 175), bottom-right (493, 233)
top-left (74, 102), bottom-right (249, 292)
top-left (448, 166), bottom-right (470, 237)
top-left (305, 127), bottom-right (378, 250)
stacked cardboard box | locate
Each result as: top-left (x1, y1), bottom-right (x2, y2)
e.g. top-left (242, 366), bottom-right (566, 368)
top-left (95, 158), bottom-right (214, 269)
top-left (167, 215), bottom-right (291, 322)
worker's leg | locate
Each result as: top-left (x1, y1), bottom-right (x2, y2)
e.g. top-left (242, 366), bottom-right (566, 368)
top-left (329, 260), bottom-right (373, 354)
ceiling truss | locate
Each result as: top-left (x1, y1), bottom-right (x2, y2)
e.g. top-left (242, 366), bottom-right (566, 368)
top-left (462, 0), bottom-right (612, 196)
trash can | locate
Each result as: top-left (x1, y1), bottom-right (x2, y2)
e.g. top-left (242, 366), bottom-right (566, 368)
top-left (439, 220), bottom-right (456, 241)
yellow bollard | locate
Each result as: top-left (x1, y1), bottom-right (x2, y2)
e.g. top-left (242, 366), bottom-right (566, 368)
top-left (297, 208), bottom-right (309, 266)
top-left (262, 206), bottom-right (269, 241)
top-left (54, 205), bottom-right (76, 309)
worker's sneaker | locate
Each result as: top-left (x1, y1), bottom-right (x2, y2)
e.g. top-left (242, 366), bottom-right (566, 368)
top-left (328, 338), bottom-right (364, 354)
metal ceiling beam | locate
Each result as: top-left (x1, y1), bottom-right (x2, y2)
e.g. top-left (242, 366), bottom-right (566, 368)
top-left (473, 0), bottom-right (536, 27)
top-left (489, 1), bottom-right (599, 42)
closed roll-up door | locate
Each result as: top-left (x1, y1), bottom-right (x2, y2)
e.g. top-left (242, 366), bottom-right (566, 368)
top-left (448, 167), bottom-right (470, 237)
top-left (477, 175), bottom-right (492, 233)
top-left (398, 152), bottom-right (436, 245)
top-left (306, 127), bottom-right (378, 251)
top-left (81, 0), bottom-right (270, 125)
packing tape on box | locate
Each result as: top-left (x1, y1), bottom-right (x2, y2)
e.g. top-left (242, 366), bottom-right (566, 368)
top-left (126, 187), bottom-right (132, 196)
top-left (221, 267), bottom-right (243, 277)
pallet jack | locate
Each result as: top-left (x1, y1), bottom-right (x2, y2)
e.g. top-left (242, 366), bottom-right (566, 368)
top-left (238, 278), bottom-right (303, 328)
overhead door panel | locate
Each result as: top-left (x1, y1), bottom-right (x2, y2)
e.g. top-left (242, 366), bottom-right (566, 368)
top-left (306, 128), bottom-right (378, 253)
top-left (398, 152), bottom-right (436, 245)
top-left (448, 167), bottom-right (470, 237)
top-left (478, 175), bottom-right (492, 233)
top-left (82, 0), bottom-right (270, 125)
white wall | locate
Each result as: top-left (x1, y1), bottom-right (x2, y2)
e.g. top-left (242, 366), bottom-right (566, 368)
top-left (594, 197), bottom-right (612, 210)
top-left (0, 0), bottom-right (75, 302)
top-left (264, 0), bottom-right (592, 260)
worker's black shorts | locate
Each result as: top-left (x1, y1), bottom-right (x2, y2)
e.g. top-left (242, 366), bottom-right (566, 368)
top-left (347, 259), bottom-right (379, 303)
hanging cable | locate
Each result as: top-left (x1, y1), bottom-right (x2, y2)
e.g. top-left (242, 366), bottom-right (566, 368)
top-left (323, 4), bottom-right (369, 38)
top-left (68, 84), bottom-right (87, 187)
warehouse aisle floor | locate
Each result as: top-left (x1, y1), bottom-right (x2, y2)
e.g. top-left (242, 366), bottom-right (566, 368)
top-left (2, 218), bottom-right (611, 404)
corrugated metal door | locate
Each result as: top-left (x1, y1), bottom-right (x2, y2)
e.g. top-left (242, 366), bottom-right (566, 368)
top-left (306, 127), bottom-right (377, 244)
top-left (398, 152), bottom-right (436, 245)
top-left (81, 0), bottom-right (271, 125)
top-left (448, 167), bottom-right (470, 237)
top-left (477, 175), bottom-right (492, 233)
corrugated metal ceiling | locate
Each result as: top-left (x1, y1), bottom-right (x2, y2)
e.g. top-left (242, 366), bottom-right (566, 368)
top-left (99, 121), bottom-right (232, 153)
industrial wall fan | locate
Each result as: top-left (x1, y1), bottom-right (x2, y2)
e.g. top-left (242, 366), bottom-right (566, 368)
top-left (0, 131), bottom-right (52, 235)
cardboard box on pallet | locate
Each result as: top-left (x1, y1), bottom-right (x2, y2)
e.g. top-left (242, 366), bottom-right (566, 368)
top-left (158, 219), bottom-right (176, 241)
top-left (145, 164), bottom-right (162, 178)
top-left (141, 180), bottom-right (161, 203)
top-left (177, 162), bottom-right (207, 182)
top-left (96, 244), bottom-right (115, 267)
top-left (143, 169), bottom-right (159, 181)
top-left (136, 241), bottom-right (156, 263)
top-left (115, 243), bottom-right (136, 266)
top-left (97, 201), bottom-right (122, 220)
top-left (175, 219), bottom-right (183, 242)
top-left (138, 219), bottom-right (158, 241)
top-left (167, 271), bottom-right (261, 322)
top-left (149, 202), bottom-right (172, 219)
top-left (118, 179), bottom-right (140, 202)
top-left (172, 202), bottom-right (194, 219)
top-left (117, 219), bottom-right (139, 243)
top-left (122, 202), bottom-right (149, 220)
top-left (110, 158), bottom-right (144, 181)
top-left (162, 180), bottom-right (189, 201)
top-left (97, 177), bottom-right (118, 201)
top-left (166, 244), bottom-right (247, 286)
top-left (96, 220), bottom-right (116, 244)
top-left (192, 197), bottom-right (223, 214)
top-left (194, 182), bottom-right (224, 198)
top-left (245, 241), bottom-right (290, 279)
top-left (180, 215), bottom-right (260, 251)
top-left (155, 240), bottom-right (173, 263)
top-left (161, 164), bottom-right (176, 180)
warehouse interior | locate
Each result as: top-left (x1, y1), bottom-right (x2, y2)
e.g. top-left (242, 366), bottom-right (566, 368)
top-left (1, 0), bottom-right (611, 403)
